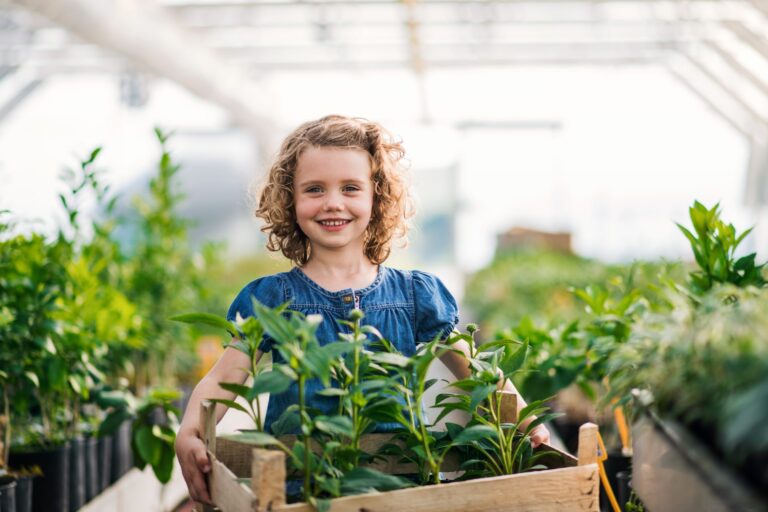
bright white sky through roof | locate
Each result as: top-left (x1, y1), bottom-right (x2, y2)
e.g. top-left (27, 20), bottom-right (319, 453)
top-left (0, 64), bottom-right (752, 272)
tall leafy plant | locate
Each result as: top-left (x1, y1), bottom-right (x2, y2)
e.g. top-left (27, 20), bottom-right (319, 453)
top-left (0, 215), bottom-right (71, 458)
top-left (125, 128), bottom-right (218, 390)
top-left (676, 201), bottom-right (766, 295)
top-left (429, 326), bottom-right (559, 478)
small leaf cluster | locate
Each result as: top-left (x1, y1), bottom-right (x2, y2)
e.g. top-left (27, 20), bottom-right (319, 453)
top-left (429, 328), bottom-right (560, 478)
top-left (676, 200), bottom-right (766, 294)
top-left (96, 387), bottom-right (181, 483)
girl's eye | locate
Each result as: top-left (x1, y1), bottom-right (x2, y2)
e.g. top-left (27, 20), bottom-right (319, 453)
top-left (343, 185), bottom-right (360, 192)
top-left (305, 186), bottom-right (322, 193)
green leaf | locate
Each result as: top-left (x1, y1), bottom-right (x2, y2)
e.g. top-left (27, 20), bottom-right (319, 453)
top-left (99, 409), bottom-right (133, 437)
top-left (24, 371), bottom-right (39, 388)
top-left (451, 425), bottom-right (498, 445)
top-left (734, 253), bottom-right (756, 272)
top-left (340, 467), bottom-right (414, 494)
top-left (270, 406), bottom-right (301, 436)
top-left (219, 432), bottom-right (282, 447)
top-left (433, 402), bottom-right (471, 424)
top-left (68, 375), bottom-right (83, 395)
top-left (249, 370), bottom-right (293, 399)
top-left (370, 352), bottom-right (411, 367)
top-left (135, 424), bottom-right (162, 466)
top-left (733, 227), bottom-right (754, 250)
top-left (219, 382), bottom-right (251, 399)
top-left (169, 313), bottom-right (237, 336)
top-left (469, 384), bottom-right (496, 412)
top-left (208, 398), bottom-right (250, 416)
top-left (314, 415), bottom-right (354, 437)
top-left (499, 339), bottom-right (529, 376)
top-left (316, 388), bottom-right (348, 397)
top-left (253, 301), bottom-right (294, 345)
top-left (96, 390), bottom-right (133, 409)
top-left (321, 342), bottom-right (356, 360)
top-left (43, 336), bottom-right (57, 355)
top-left (477, 338), bottom-right (522, 352)
top-left (152, 445), bottom-right (175, 484)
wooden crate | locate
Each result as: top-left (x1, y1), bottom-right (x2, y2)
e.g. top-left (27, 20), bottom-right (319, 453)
top-left (196, 400), bottom-right (600, 512)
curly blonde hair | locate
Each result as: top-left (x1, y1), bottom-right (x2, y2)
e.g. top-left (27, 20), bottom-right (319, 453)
top-left (255, 115), bottom-right (413, 266)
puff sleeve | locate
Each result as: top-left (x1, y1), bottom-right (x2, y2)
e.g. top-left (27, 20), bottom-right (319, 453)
top-left (412, 270), bottom-right (460, 343)
top-left (226, 274), bottom-right (285, 353)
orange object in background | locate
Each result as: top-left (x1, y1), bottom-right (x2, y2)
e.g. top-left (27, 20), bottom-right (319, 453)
top-left (196, 336), bottom-right (224, 379)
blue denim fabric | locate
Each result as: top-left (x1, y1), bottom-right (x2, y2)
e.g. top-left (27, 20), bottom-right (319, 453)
top-left (226, 265), bottom-right (459, 434)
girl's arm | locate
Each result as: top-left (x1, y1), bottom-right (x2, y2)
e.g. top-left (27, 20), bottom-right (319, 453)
top-left (175, 345), bottom-right (262, 504)
top-left (438, 339), bottom-right (551, 447)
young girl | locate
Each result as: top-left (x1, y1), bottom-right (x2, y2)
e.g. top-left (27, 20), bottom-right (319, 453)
top-left (175, 115), bottom-right (550, 505)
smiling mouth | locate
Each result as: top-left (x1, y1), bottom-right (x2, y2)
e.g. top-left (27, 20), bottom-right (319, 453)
top-left (318, 220), bottom-right (351, 227)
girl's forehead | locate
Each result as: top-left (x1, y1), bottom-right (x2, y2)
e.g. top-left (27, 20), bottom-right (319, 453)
top-left (295, 146), bottom-right (372, 181)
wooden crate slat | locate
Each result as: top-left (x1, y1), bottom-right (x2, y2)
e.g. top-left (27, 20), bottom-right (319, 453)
top-left (275, 464), bottom-right (599, 512)
top-left (209, 452), bottom-right (256, 512)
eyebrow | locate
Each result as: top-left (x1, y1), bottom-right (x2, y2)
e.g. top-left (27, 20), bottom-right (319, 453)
top-left (296, 178), bottom-right (367, 187)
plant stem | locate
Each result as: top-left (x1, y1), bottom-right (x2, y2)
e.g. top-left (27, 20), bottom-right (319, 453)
top-left (415, 379), bottom-right (440, 485)
top-left (2, 387), bottom-right (10, 467)
top-left (254, 391), bottom-right (263, 431)
top-left (351, 324), bottom-right (361, 460)
top-left (298, 374), bottom-right (311, 501)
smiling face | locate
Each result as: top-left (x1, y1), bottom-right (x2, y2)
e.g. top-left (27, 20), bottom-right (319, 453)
top-left (293, 146), bottom-right (375, 258)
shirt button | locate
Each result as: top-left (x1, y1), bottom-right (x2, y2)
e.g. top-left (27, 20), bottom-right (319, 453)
top-left (343, 295), bottom-right (353, 303)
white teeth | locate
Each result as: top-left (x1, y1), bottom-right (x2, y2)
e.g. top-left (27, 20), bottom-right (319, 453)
top-left (320, 220), bottom-right (348, 226)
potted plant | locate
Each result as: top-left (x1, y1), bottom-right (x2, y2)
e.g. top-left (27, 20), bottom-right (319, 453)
top-left (607, 202), bottom-right (768, 511)
top-left (173, 303), bottom-right (599, 512)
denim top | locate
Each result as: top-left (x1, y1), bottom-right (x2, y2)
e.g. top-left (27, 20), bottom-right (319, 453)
top-left (226, 265), bottom-right (459, 433)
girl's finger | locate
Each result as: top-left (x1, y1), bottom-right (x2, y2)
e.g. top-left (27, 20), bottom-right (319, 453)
top-left (194, 447), bottom-right (211, 472)
top-left (189, 468), bottom-right (212, 504)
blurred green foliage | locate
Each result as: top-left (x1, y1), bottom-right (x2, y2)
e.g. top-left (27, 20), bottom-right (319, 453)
top-left (0, 130), bottom-right (233, 483)
top-left (464, 248), bottom-right (613, 333)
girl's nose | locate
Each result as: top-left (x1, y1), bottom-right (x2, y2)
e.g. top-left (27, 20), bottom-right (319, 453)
top-left (323, 193), bottom-right (344, 211)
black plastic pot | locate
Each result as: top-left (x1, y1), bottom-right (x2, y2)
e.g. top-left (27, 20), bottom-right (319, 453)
top-left (600, 452), bottom-right (631, 512)
top-left (0, 475), bottom-right (16, 512)
top-left (616, 470), bottom-right (631, 511)
top-left (68, 436), bottom-right (86, 512)
top-left (10, 441), bottom-right (70, 512)
top-left (110, 420), bottom-right (133, 483)
top-left (15, 475), bottom-right (33, 512)
top-left (97, 434), bottom-right (112, 492)
top-left (84, 435), bottom-right (98, 502)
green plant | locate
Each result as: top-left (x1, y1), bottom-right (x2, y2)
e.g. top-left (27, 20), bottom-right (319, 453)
top-left (124, 128), bottom-right (221, 391)
top-left (676, 201), bottom-right (766, 295)
top-left (174, 305), bottom-right (412, 507)
top-left (625, 491), bottom-right (646, 512)
top-left (608, 285), bottom-right (768, 493)
top-left (430, 326), bottom-right (560, 478)
top-left (173, 305), bottom-right (557, 508)
top-left (97, 387), bottom-right (181, 483)
top-left (0, 223), bottom-right (72, 449)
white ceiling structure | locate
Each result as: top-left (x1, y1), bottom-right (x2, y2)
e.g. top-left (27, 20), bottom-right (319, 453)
top-left (2, 0), bottom-right (768, 208)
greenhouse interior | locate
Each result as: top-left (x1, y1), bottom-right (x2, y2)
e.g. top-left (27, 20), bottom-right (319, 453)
top-left (1, 0), bottom-right (767, 511)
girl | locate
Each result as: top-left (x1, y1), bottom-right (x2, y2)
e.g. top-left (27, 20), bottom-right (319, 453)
top-left (175, 115), bottom-right (550, 505)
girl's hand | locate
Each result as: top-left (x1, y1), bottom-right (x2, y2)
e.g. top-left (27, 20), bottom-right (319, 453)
top-left (528, 423), bottom-right (551, 448)
top-left (175, 430), bottom-right (213, 505)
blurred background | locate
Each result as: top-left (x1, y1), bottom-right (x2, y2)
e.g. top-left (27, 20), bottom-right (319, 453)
top-left (0, 0), bottom-right (768, 344)
top-left (1, 0), bottom-right (768, 325)
top-left (3, 3), bottom-right (768, 510)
